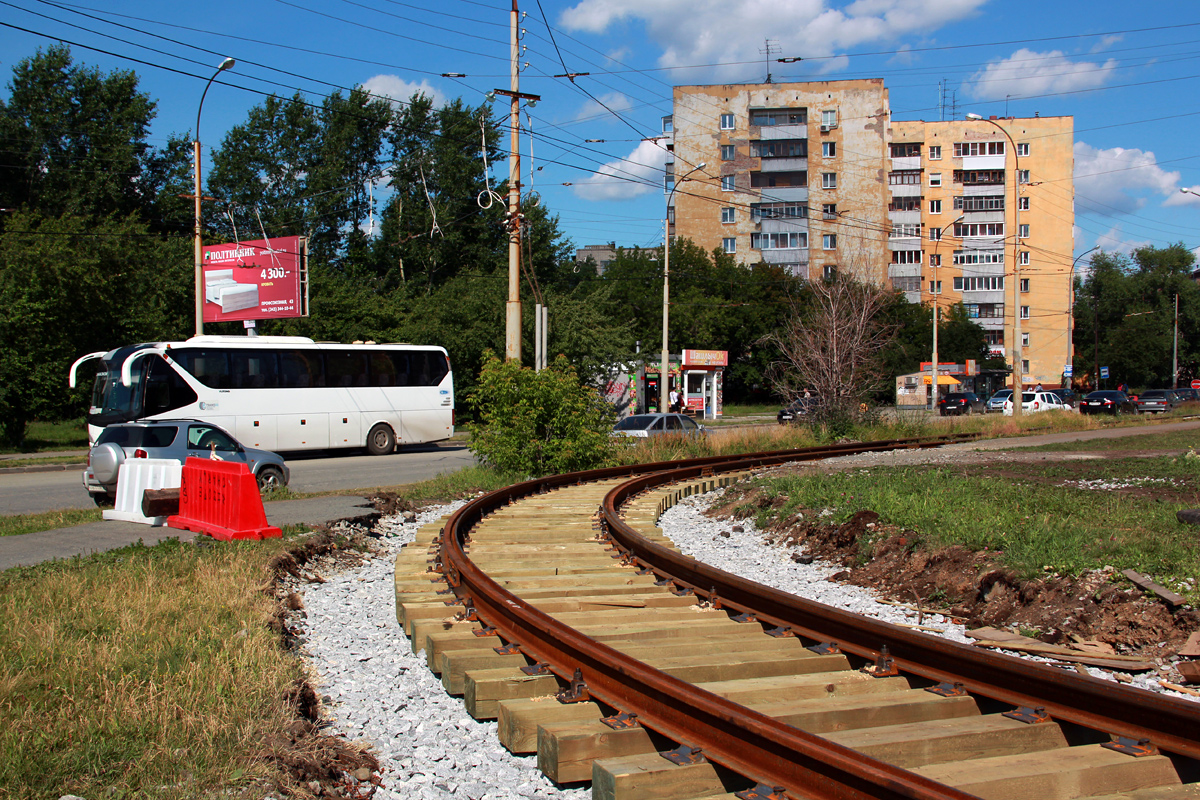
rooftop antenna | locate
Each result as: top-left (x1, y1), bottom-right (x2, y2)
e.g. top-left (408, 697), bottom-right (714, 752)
top-left (760, 39), bottom-right (780, 83)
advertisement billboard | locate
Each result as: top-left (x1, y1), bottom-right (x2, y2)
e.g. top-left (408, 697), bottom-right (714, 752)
top-left (202, 236), bottom-right (308, 323)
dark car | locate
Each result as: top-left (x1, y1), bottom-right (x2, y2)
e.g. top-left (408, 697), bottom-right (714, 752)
top-left (937, 392), bottom-right (985, 416)
top-left (1174, 387), bottom-right (1200, 403)
top-left (1078, 390), bottom-right (1138, 415)
top-left (1136, 389), bottom-right (1180, 414)
top-left (777, 396), bottom-right (820, 424)
top-left (84, 419), bottom-right (289, 505)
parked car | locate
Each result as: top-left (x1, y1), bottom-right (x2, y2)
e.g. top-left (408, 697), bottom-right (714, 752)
top-left (1136, 389), bottom-right (1180, 414)
top-left (611, 413), bottom-right (707, 439)
top-left (1173, 387), bottom-right (1200, 403)
top-left (777, 396), bottom-right (820, 424)
top-left (985, 389), bottom-right (1013, 413)
top-left (1002, 391), bottom-right (1068, 416)
top-left (85, 419), bottom-right (290, 506)
top-left (938, 392), bottom-right (986, 416)
top-left (1078, 390), bottom-right (1139, 415)
top-left (1056, 389), bottom-right (1080, 408)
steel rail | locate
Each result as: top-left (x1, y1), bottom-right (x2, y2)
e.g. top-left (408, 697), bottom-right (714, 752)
top-left (439, 435), bottom-right (991, 800)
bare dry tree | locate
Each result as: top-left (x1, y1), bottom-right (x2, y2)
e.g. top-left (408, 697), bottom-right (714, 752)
top-left (761, 271), bottom-right (897, 416)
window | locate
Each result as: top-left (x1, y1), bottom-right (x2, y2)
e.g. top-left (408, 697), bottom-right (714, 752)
top-left (953, 249), bottom-right (1004, 265)
top-left (750, 108), bottom-right (806, 126)
top-left (1020, 278), bottom-right (1030, 293)
top-left (891, 223), bottom-right (921, 238)
top-left (721, 175), bottom-right (735, 191)
top-left (929, 253), bottom-right (942, 267)
top-left (1018, 196), bottom-right (1029, 210)
top-left (823, 234), bottom-right (837, 250)
top-left (822, 203), bottom-right (837, 220)
top-left (1022, 332), bottom-right (1030, 347)
top-left (1020, 305), bottom-right (1030, 319)
top-left (751, 140), bottom-right (806, 158)
top-left (890, 143), bottom-right (921, 158)
top-left (664, 162), bottom-right (673, 191)
top-left (667, 206), bottom-right (675, 224)
top-left (954, 141), bottom-right (1005, 156)
top-left (822, 172), bottom-right (837, 189)
top-left (965, 303), bottom-right (1004, 319)
top-left (751, 232), bottom-right (807, 249)
top-left (892, 276), bottom-right (922, 292)
top-left (720, 144), bottom-right (735, 161)
top-left (1016, 143), bottom-right (1030, 156)
top-left (953, 276), bottom-right (1004, 291)
top-left (929, 173), bottom-right (942, 187)
top-left (1017, 169), bottom-right (1031, 184)
top-left (723, 237), bottom-right (736, 254)
top-left (954, 222), bottom-right (1005, 237)
top-left (889, 197), bottom-right (921, 211)
top-left (929, 280), bottom-right (942, 294)
top-left (984, 331), bottom-right (1004, 346)
top-left (721, 207), bottom-right (735, 223)
top-left (929, 227), bottom-right (942, 241)
top-left (751, 171), bottom-right (807, 188)
top-left (823, 264), bottom-right (837, 279)
top-left (822, 141), bottom-right (836, 157)
top-left (929, 199), bottom-right (942, 214)
top-left (1019, 251), bottom-right (1030, 266)
top-left (1022, 359), bottom-right (1030, 373)
top-left (956, 195), bottom-right (1004, 211)
top-left (662, 115), bottom-right (673, 133)
top-left (953, 170), bottom-right (1005, 185)
top-left (928, 145), bottom-right (942, 160)
top-left (751, 202), bottom-right (807, 220)
top-left (888, 170), bottom-right (922, 185)
top-left (1018, 223), bottom-right (1030, 238)
top-left (891, 249), bottom-right (923, 264)
top-left (719, 113), bottom-right (735, 130)
top-left (821, 109), bottom-right (838, 128)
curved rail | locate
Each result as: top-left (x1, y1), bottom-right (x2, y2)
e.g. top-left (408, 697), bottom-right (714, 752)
top-left (435, 435), bottom-right (1199, 799)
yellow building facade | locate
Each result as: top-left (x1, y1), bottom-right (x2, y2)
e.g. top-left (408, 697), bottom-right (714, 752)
top-left (668, 80), bottom-right (1075, 389)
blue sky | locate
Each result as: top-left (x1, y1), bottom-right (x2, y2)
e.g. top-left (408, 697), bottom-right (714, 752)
top-left (3, 0), bottom-right (1200, 260)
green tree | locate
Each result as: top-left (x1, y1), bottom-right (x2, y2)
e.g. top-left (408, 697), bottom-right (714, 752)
top-left (469, 352), bottom-right (616, 475)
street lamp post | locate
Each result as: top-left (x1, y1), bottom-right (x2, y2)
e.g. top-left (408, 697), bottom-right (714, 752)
top-left (929, 216), bottom-right (964, 411)
top-left (1066, 246), bottom-right (1099, 391)
top-left (193, 57), bottom-right (235, 337)
top-left (660, 162), bottom-right (706, 413)
top-left (965, 113), bottom-right (1023, 416)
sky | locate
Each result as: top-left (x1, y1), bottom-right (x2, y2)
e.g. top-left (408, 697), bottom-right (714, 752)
top-left (2, 0), bottom-right (1200, 263)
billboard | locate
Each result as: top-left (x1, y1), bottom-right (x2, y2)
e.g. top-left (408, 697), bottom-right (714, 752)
top-left (202, 236), bottom-right (308, 323)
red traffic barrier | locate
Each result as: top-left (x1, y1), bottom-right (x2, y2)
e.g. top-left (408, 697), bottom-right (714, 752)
top-left (167, 457), bottom-right (281, 541)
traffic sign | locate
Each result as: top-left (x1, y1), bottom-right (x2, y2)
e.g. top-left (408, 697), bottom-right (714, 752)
top-left (1101, 367), bottom-right (1110, 379)
top-left (1063, 365), bottom-right (1073, 377)
top-left (1191, 379), bottom-right (1200, 390)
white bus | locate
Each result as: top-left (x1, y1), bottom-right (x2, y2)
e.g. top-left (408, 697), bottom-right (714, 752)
top-left (69, 336), bottom-right (454, 454)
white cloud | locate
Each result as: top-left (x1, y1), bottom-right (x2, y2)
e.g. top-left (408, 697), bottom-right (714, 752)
top-left (966, 49), bottom-right (1116, 100)
top-left (1074, 142), bottom-right (1180, 215)
top-left (1094, 224), bottom-right (1151, 256)
top-left (559, 0), bottom-right (987, 81)
top-left (573, 92), bottom-right (635, 123)
top-left (361, 74), bottom-right (446, 108)
top-left (572, 140), bottom-right (670, 201)
top-left (1090, 34), bottom-right (1122, 54)
top-left (1164, 185), bottom-right (1200, 208)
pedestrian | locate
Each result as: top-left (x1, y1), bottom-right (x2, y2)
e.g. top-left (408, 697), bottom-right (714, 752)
top-left (669, 387), bottom-right (680, 414)
top-left (1035, 383), bottom-right (1042, 391)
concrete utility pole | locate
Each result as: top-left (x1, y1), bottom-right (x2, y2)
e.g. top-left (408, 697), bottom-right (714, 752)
top-left (505, 0), bottom-right (522, 362)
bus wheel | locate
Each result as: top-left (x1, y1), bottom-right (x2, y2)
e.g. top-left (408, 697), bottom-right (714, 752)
top-left (366, 424), bottom-right (395, 456)
top-left (257, 466), bottom-right (286, 493)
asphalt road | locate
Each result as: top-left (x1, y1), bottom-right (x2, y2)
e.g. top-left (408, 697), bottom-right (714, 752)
top-left (0, 443), bottom-right (477, 515)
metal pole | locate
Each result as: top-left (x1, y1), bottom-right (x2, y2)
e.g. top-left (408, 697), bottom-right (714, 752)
top-left (542, 305), bottom-right (548, 369)
top-left (1173, 293), bottom-right (1179, 389)
top-left (929, 217), bottom-right (964, 411)
top-left (534, 302), bottom-right (543, 371)
top-left (504, 0), bottom-right (522, 362)
top-left (193, 57), bottom-right (234, 337)
top-left (660, 215), bottom-right (670, 413)
top-left (1066, 246), bottom-right (1098, 391)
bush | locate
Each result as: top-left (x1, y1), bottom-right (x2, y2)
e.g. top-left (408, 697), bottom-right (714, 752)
top-left (468, 352), bottom-right (616, 476)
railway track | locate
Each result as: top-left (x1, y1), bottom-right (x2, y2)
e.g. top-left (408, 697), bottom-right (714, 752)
top-left (392, 435), bottom-right (1200, 800)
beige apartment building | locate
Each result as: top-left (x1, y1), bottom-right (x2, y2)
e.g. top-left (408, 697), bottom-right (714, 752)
top-left (667, 80), bottom-right (1075, 389)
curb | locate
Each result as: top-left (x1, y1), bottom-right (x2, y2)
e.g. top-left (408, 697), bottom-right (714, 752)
top-left (0, 463), bottom-right (85, 475)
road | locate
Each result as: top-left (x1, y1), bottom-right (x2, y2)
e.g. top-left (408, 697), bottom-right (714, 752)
top-left (0, 443), bottom-right (477, 515)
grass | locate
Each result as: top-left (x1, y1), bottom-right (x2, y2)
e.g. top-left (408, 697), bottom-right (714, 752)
top-left (0, 536), bottom-right (307, 799)
top-left (721, 403), bottom-right (780, 416)
top-left (0, 508), bottom-right (102, 537)
top-left (0, 419), bottom-right (89, 455)
top-left (0, 455), bottom-right (88, 468)
top-left (749, 455), bottom-right (1200, 593)
top-left (1016, 427), bottom-right (1200, 453)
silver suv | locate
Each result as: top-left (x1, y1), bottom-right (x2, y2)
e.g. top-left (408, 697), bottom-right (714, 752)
top-left (85, 420), bottom-right (289, 505)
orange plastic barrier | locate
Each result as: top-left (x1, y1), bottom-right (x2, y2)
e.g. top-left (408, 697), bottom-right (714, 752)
top-left (167, 457), bottom-right (282, 541)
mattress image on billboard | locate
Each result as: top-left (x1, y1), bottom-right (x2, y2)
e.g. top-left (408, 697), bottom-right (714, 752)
top-left (205, 269), bottom-right (261, 313)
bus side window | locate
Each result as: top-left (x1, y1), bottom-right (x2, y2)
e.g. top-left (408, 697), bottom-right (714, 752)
top-left (389, 352), bottom-right (410, 386)
top-left (369, 353), bottom-right (396, 386)
top-left (175, 349), bottom-right (231, 389)
top-left (327, 351), bottom-right (368, 388)
top-left (231, 351), bottom-right (279, 389)
top-left (143, 357), bottom-right (197, 416)
top-left (280, 351), bottom-right (313, 388)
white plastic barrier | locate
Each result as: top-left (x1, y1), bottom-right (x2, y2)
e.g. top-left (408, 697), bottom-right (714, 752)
top-left (102, 458), bottom-right (183, 526)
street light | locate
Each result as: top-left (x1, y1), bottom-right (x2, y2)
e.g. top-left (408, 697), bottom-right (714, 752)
top-left (661, 162), bottom-right (706, 413)
top-left (929, 216), bottom-right (964, 410)
top-left (193, 57), bottom-right (235, 337)
top-left (966, 112), bottom-right (1023, 415)
top-left (1066, 245), bottom-right (1099, 391)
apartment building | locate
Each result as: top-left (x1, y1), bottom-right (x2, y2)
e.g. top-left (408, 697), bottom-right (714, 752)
top-left (666, 80), bottom-right (1075, 388)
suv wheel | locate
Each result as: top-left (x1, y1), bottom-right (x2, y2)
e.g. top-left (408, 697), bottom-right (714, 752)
top-left (257, 466), bottom-right (286, 492)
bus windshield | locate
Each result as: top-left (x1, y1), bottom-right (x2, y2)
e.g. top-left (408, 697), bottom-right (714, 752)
top-left (88, 345), bottom-right (153, 427)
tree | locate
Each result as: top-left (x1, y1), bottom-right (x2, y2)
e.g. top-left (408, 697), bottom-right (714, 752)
top-left (469, 352), bottom-right (616, 475)
top-left (760, 274), bottom-right (897, 417)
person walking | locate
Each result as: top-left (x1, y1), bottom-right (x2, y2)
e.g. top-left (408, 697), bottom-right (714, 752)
top-left (669, 387), bottom-right (680, 414)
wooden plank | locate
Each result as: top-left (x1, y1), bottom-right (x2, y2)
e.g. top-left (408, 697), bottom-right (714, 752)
top-left (1176, 662), bottom-right (1200, 684)
top-left (497, 698), bottom-right (602, 753)
top-left (761, 691), bottom-right (979, 733)
top-left (967, 627), bottom-right (1155, 669)
top-left (914, 743), bottom-right (1180, 800)
top-left (1123, 569), bottom-right (1186, 608)
top-left (591, 751), bottom-right (751, 800)
top-left (1178, 631), bottom-right (1200, 657)
top-left (646, 649), bottom-right (850, 683)
top-left (540, 720), bottom-right (657, 783)
top-left (696, 671), bottom-right (904, 704)
top-left (1085, 785), bottom-right (1200, 800)
top-left (825, 714), bottom-right (1068, 768)
top-left (464, 667), bottom-right (561, 719)
top-left (440, 651), bottom-right (530, 695)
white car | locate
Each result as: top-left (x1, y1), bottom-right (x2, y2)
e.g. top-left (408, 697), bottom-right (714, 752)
top-left (1002, 391), bottom-right (1068, 416)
